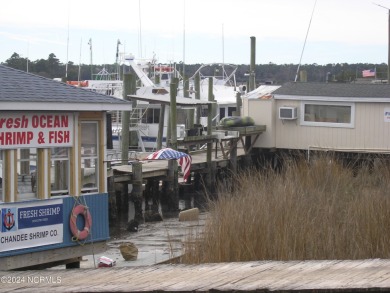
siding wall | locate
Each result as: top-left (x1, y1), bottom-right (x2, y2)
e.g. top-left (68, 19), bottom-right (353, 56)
top-left (247, 98), bottom-right (390, 153)
top-left (274, 100), bottom-right (390, 152)
top-left (245, 99), bottom-right (276, 148)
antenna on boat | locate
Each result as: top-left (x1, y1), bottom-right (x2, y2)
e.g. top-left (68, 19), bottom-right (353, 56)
top-left (294, 0), bottom-right (317, 82)
top-left (26, 41), bottom-right (29, 73)
top-left (222, 23), bottom-right (225, 65)
top-left (65, 1), bottom-right (70, 79)
top-left (182, 0), bottom-right (186, 78)
top-left (78, 37), bottom-right (82, 83)
top-left (222, 23), bottom-right (227, 82)
top-left (88, 38), bottom-right (93, 79)
top-left (138, 0), bottom-right (143, 58)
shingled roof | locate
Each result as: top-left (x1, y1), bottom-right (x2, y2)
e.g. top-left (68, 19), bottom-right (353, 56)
top-left (0, 65), bottom-right (130, 111)
top-left (273, 82), bottom-right (390, 99)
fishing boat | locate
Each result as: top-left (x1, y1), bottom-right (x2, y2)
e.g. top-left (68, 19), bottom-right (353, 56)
top-left (67, 54), bottom-right (246, 152)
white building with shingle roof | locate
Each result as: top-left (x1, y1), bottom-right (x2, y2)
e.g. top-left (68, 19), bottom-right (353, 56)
top-left (0, 65), bottom-right (131, 270)
top-left (242, 82), bottom-right (390, 153)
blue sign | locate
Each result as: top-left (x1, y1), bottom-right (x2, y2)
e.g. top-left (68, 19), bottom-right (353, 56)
top-left (17, 204), bottom-right (63, 229)
top-left (0, 199), bottom-right (64, 252)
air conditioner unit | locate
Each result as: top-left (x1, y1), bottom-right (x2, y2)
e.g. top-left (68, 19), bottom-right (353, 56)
top-left (279, 107), bottom-right (297, 120)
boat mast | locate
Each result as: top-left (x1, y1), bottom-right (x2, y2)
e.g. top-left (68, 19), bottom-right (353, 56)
top-left (294, 0), bottom-right (317, 82)
top-left (65, 1), bottom-right (70, 79)
top-left (138, 0), bottom-right (142, 58)
top-left (222, 23), bottom-right (227, 82)
top-left (88, 38), bottom-right (93, 79)
top-left (78, 37), bottom-right (82, 83)
top-left (182, 0), bottom-right (186, 78)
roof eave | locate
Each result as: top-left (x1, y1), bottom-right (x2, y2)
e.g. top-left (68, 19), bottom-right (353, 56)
top-left (128, 94), bottom-right (216, 106)
top-left (274, 94), bottom-right (390, 103)
top-left (0, 102), bottom-right (132, 111)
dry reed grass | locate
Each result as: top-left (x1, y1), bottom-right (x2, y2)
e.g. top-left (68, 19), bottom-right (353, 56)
top-left (181, 153), bottom-right (390, 263)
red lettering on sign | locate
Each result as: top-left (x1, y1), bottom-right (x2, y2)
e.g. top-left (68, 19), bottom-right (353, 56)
top-left (49, 130), bottom-right (70, 143)
top-left (0, 131), bottom-right (33, 145)
top-left (31, 115), bottom-right (69, 128)
top-left (0, 116), bottom-right (29, 129)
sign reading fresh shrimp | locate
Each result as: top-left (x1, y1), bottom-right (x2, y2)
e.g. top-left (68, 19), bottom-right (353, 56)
top-left (0, 112), bottom-right (74, 148)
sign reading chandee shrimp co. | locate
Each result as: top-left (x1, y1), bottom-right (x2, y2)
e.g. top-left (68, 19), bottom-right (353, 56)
top-left (0, 112), bottom-right (74, 148)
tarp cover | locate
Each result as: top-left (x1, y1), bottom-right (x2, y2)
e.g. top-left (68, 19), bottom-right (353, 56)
top-left (219, 116), bottom-right (255, 127)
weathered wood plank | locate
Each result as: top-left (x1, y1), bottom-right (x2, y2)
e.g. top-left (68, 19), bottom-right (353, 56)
top-left (2, 259), bottom-right (390, 292)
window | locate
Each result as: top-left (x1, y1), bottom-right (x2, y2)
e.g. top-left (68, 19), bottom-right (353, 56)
top-left (228, 107), bottom-right (236, 117)
top-left (141, 108), bottom-right (160, 124)
top-left (51, 147), bottom-right (70, 196)
top-left (17, 148), bottom-right (37, 200)
top-left (301, 102), bottom-right (354, 128)
top-left (219, 108), bottom-right (226, 120)
top-left (81, 122), bottom-right (98, 193)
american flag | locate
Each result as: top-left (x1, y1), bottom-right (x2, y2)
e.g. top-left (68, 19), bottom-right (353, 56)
top-left (362, 69), bottom-right (376, 78)
top-left (145, 148), bottom-right (192, 181)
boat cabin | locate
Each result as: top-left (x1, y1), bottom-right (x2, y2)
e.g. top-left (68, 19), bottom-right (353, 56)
top-left (0, 65), bottom-right (130, 270)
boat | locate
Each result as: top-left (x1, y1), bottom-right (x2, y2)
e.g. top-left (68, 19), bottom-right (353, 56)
top-left (67, 54), bottom-right (246, 152)
top-left (188, 63), bottom-right (246, 126)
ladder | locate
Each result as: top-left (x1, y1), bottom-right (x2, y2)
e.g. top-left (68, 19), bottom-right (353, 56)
top-left (128, 102), bottom-right (150, 152)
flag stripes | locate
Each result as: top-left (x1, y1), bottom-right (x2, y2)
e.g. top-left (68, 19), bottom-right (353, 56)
top-left (145, 148), bottom-right (192, 181)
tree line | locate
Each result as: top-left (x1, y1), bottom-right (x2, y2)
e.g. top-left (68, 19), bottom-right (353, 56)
top-left (2, 52), bottom-right (387, 85)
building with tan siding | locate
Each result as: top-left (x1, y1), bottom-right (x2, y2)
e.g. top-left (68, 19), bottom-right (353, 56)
top-left (242, 82), bottom-right (390, 154)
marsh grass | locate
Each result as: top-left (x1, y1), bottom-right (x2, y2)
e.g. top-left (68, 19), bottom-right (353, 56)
top-left (181, 154), bottom-right (390, 263)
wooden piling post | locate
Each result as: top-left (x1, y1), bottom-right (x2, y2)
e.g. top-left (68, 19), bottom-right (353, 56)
top-left (243, 135), bottom-right (253, 168)
top-left (195, 72), bottom-right (201, 125)
top-left (249, 36), bottom-right (256, 92)
top-left (157, 104), bottom-right (165, 150)
top-left (236, 92), bottom-right (242, 116)
top-left (170, 81), bottom-right (178, 150)
top-left (184, 76), bottom-right (194, 129)
top-left (193, 172), bottom-right (206, 210)
top-left (159, 80), bottom-right (180, 217)
top-left (144, 178), bottom-right (162, 222)
top-left (206, 77), bottom-right (215, 191)
top-left (121, 74), bottom-right (131, 162)
top-left (161, 160), bottom-right (179, 217)
top-left (119, 73), bottom-right (134, 220)
top-left (229, 141), bottom-right (238, 174)
top-left (130, 161), bottom-right (144, 223)
top-left (107, 174), bottom-right (117, 221)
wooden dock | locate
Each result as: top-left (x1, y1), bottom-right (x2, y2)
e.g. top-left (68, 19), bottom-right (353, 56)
top-left (111, 147), bottom-right (247, 182)
top-left (110, 124), bottom-right (266, 183)
top-left (2, 259), bottom-right (390, 292)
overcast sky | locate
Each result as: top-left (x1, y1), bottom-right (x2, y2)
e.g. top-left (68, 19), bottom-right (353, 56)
top-left (1, 0), bottom-right (389, 66)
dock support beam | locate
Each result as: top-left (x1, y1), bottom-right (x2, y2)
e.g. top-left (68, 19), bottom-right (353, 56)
top-left (161, 160), bottom-right (179, 217)
top-left (130, 161), bottom-right (144, 224)
top-left (206, 77), bottom-right (215, 191)
top-left (144, 178), bottom-right (161, 221)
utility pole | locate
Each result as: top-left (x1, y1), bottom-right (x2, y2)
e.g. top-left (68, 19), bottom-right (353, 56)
top-left (116, 39), bottom-right (121, 80)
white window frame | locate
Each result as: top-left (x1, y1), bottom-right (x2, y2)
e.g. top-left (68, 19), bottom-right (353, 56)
top-left (81, 121), bottom-right (99, 194)
top-left (300, 101), bottom-right (355, 128)
top-left (50, 147), bottom-right (70, 196)
top-left (17, 148), bottom-right (38, 200)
